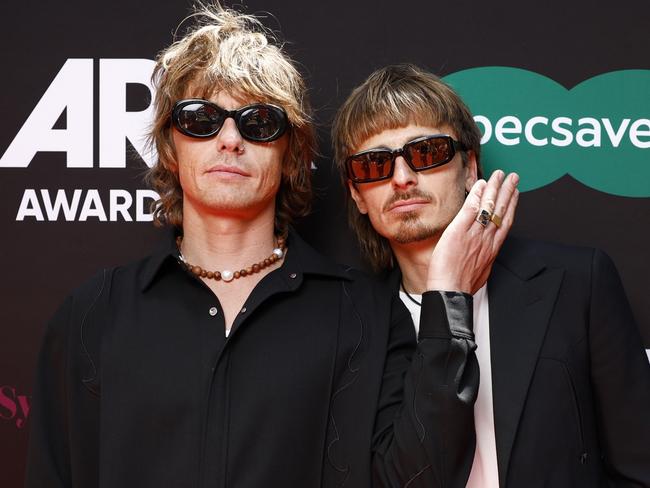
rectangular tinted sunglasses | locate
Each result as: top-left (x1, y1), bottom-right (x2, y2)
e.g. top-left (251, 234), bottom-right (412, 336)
top-left (346, 134), bottom-right (466, 184)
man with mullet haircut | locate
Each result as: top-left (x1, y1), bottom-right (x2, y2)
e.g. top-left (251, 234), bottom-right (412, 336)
top-left (26, 6), bottom-right (514, 488)
top-left (333, 63), bottom-right (650, 488)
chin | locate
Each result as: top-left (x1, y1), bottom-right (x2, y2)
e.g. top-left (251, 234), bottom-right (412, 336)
top-left (391, 221), bottom-right (440, 244)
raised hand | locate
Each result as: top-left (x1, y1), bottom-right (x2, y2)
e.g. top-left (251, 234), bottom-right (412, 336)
top-left (426, 170), bottom-right (519, 294)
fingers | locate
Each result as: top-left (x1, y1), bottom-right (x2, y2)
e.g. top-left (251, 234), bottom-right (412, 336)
top-left (448, 170), bottom-right (519, 234)
top-left (479, 170), bottom-right (503, 216)
top-left (493, 186), bottom-right (519, 245)
top-left (427, 171), bottom-right (519, 294)
top-left (488, 172), bottom-right (519, 230)
top-left (476, 170), bottom-right (519, 233)
top-left (429, 170), bottom-right (519, 294)
top-left (456, 179), bottom-right (486, 231)
top-left (467, 173), bottom-right (518, 292)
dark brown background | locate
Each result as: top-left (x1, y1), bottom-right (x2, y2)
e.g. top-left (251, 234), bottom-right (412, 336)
top-left (1, 0), bottom-right (648, 484)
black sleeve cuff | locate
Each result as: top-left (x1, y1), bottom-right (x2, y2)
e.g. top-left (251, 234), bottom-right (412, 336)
top-left (418, 291), bottom-right (474, 340)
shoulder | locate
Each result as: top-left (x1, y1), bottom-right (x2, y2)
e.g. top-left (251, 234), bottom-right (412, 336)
top-left (66, 253), bottom-right (156, 304)
top-left (61, 268), bottom-right (113, 319)
top-left (335, 263), bottom-right (397, 298)
top-left (498, 235), bottom-right (613, 274)
top-left (45, 250), bottom-right (162, 394)
top-left (497, 236), bottom-right (627, 304)
top-left (343, 267), bottom-right (412, 329)
top-left (289, 232), bottom-right (409, 321)
top-left (51, 244), bottom-right (165, 332)
top-left (288, 231), bottom-right (391, 296)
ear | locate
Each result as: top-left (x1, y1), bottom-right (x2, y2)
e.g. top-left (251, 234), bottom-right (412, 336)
top-left (347, 180), bottom-right (369, 214)
top-left (464, 150), bottom-right (479, 192)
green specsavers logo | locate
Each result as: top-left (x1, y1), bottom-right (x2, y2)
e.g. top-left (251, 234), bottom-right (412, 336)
top-left (443, 67), bottom-right (650, 197)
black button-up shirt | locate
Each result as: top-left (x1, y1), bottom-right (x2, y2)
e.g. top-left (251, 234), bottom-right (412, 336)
top-left (26, 231), bottom-right (478, 488)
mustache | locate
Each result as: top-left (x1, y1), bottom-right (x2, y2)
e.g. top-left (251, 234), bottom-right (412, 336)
top-left (204, 154), bottom-right (250, 172)
top-left (382, 189), bottom-right (434, 212)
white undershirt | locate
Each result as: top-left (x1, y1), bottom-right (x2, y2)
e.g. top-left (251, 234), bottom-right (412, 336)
top-left (399, 284), bottom-right (499, 488)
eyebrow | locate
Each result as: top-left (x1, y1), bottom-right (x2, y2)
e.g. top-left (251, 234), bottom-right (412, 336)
top-left (364, 134), bottom-right (434, 152)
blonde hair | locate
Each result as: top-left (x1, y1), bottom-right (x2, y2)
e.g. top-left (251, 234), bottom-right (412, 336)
top-left (331, 64), bottom-right (483, 271)
top-left (147, 3), bottom-right (315, 233)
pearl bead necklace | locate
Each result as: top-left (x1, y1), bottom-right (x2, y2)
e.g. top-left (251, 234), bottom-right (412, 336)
top-left (176, 236), bottom-right (287, 282)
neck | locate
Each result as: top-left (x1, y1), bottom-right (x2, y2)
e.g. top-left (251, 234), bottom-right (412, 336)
top-left (180, 201), bottom-right (279, 272)
top-left (391, 236), bottom-right (439, 295)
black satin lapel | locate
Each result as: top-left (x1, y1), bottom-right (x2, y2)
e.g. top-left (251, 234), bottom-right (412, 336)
top-left (488, 261), bottom-right (564, 487)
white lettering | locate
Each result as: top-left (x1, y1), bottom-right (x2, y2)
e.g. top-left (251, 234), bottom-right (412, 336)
top-left (78, 189), bottom-right (107, 221)
top-left (471, 115), bottom-right (650, 149)
top-left (41, 189), bottom-right (82, 220)
top-left (109, 190), bottom-right (134, 221)
top-left (0, 59), bottom-right (93, 168)
top-left (473, 115), bottom-right (492, 144)
top-left (602, 118), bottom-right (631, 148)
top-left (629, 119), bottom-right (650, 149)
top-left (99, 59), bottom-right (157, 168)
top-left (136, 190), bottom-right (158, 222)
top-left (16, 188), bottom-right (159, 222)
top-left (576, 117), bottom-right (601, 147)
top-left (524, 116), bottom-right (549, 146)
top-left (551, 117), bottom-right (573, 147)
top-left (16, 190), bottom-right (44, 221)
top-left (495, 116), bottom-right (521, 146)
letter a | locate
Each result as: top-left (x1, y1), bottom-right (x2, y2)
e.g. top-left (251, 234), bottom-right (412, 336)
top-left (0, 59), bottom-right (93, 168)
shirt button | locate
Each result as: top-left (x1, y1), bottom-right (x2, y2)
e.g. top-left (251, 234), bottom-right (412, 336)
top-left (209, 306), bottom-right (218, 316)
top-left (240, 307), bottom-right (247, 314)
top-left (289, 273), bottom-right (297, 279)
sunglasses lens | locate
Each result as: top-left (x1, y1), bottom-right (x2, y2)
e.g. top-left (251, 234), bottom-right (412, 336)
top-left (348, 151), bottom-right (393, 182)
top-left (238, 105), bottom-right (287, 141)
top-left (347, 135), bottom-right (461, 183)
top-left (176, 102), bottom-right (224, 137)
top-left (174, 101), bottom-right (288, 141)
top-left (408, 137), bottom-right (454, 168)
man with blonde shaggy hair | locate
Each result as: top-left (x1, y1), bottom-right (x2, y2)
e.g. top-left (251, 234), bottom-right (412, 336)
top-left (333, 64), bottom-right (650, 487)
top-left (26, 7), bottom-right (512, 488)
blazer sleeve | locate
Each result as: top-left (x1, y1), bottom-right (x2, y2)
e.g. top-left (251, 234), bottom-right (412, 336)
top-left (25, 296), bottom-right (74, 488)
top-left (372, 290), bottom-right (478, 488)
top-left (588, 249), bottom-right (650, 487)
top-left (25, 270), bottom-right (107, 488)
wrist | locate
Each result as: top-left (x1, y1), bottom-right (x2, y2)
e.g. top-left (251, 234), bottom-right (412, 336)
top-left (419, 291), bottom-right (475, 339)
top-left (426, 279), bottom-right (471, 294)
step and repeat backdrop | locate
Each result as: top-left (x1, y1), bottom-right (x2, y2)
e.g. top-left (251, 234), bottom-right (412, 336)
top-left (1, 0), bottom-right (649, 484)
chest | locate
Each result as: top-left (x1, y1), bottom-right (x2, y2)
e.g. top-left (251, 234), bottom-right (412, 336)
top-left (97, 275), bottom-right (364, 421)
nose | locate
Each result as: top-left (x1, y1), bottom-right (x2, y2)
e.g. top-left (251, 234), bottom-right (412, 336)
top-left (391, 156), bottom-right (417, 189)
top-left (216, 117), bottom-right (244, 153)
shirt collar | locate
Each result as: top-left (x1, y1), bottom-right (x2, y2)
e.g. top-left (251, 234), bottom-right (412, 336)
top-left (138, 227), bottom-right (352, 292)
top-left (281, 230), bottom-right (353, 281)
top-left (138, 229), bottom-right (181, 292)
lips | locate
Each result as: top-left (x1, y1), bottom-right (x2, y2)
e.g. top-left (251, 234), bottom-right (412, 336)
top-left (387, 199), bottom-right (430, 213)
top-left (383, 188), bottom-right (434, 213)
top-left (205, 164), bottom-right (250, 177)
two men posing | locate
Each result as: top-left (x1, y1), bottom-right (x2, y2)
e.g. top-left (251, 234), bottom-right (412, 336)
top-left (27, 4), bottom-right (650, 488)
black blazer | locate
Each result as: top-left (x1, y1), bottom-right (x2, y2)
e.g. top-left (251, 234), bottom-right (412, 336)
top-left (487, 237), bottom-right (650, 487)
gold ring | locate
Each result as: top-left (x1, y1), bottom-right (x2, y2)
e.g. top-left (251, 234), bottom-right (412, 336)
top-left (490, 213), bottom-right (502, 228)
